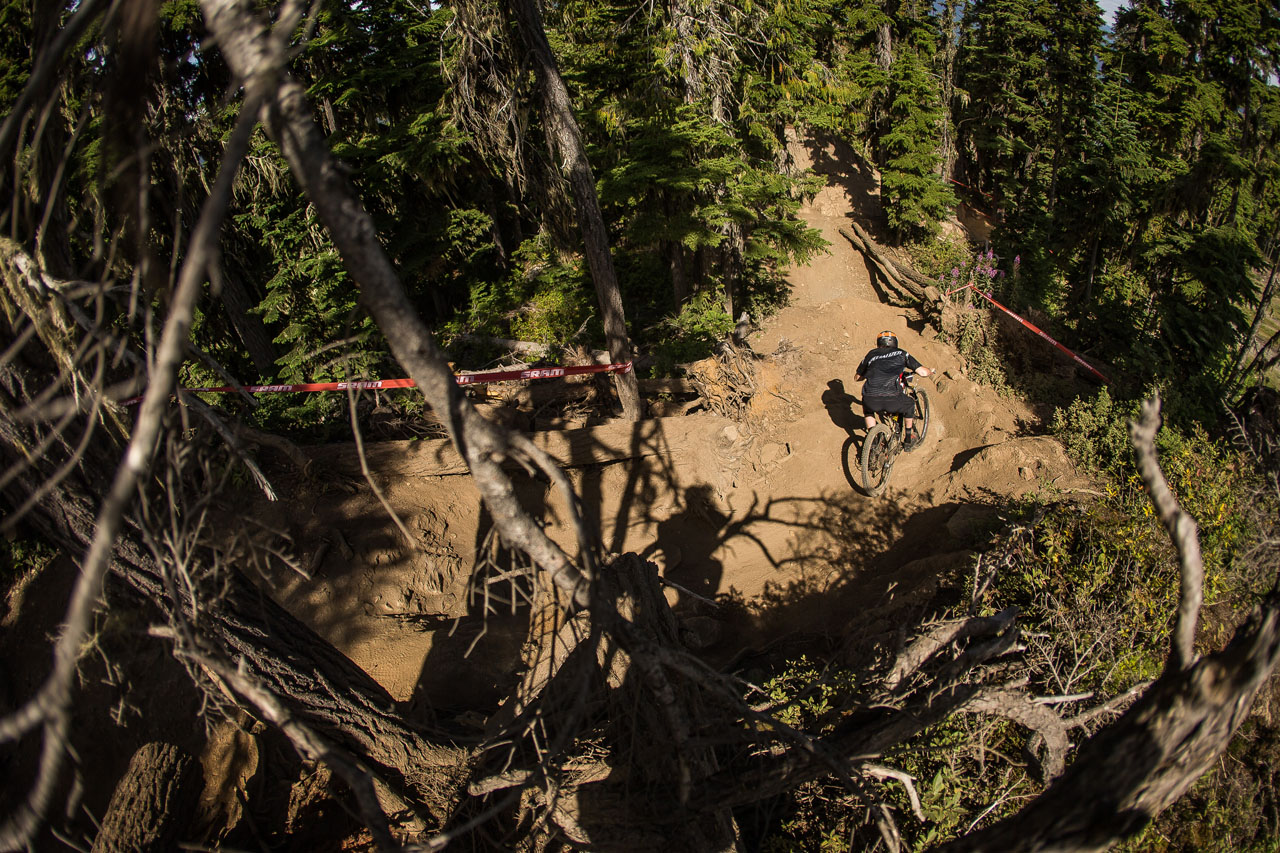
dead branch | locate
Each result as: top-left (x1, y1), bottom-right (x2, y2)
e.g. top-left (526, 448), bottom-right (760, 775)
top-left (961, 690), bottom-right (1069, 782)
top-left (347, 385), bottom-right (416, 547)
top-left (1062, 681), bottom-right (1149, 731)
top-left (935, 397), bottom-right (1280, 852)
top-left (888, 607), bottom-right (1018, 690)
top-left (1130, 395), bottom-right (1203, 671)
top-left (0, 85), bottom-right (264, 850)
top-left (863, 764), bottom-right (926, 823)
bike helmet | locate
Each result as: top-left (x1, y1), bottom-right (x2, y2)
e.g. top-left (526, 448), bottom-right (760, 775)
top-left (876, 331), bottom-right (898, 349)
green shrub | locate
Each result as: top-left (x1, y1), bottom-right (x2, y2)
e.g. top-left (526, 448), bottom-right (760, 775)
top-left (648, 290), bottom-right (736, 375)
top-left (509, 282), bottom-right (590, 347)
top-left (761, 655), bottom-right (858, 734)
top-left (1, 533), bottom-right (55, 596)
top-left (946, 309), bottom-right (1011, 394)
top-left (1050, 388), bottom-right (1137, 476)
top-left (904, 232), bottom-right (973, 282)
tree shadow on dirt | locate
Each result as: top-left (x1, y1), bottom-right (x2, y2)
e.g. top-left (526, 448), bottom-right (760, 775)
top-left (797, 134), bottom-right (885, 237)
top-left (241, 412), bottom-right (1016, 736)
top-left (550, 417), bottom-right (1018, 671)
top-left (407, 480), bottom-right (547, 722)
top-left (222, 467), bottom-right (461, 653)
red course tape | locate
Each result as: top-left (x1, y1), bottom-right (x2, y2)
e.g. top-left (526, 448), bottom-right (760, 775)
top-left (948, 285), bottom-right (1108, 384)
top-left (124, 361), bottom-right (634, 406)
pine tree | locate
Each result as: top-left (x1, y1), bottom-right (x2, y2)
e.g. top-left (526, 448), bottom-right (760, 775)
top-left (880, 44), bottom-right (956, 239)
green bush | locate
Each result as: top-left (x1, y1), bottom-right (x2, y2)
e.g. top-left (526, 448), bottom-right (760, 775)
top-left (1050, 388), bottom-right (1137, 476)
top-left (648, 290), bottom-right (736, 375)
top-left (905, 232), bottom-right (973, 282)
top-left (1, 533), bottom-right (55, 596)
top-left (946, 309), bottom-right (1011, 394)
top-left (509, 282), bottom-right (590, 347)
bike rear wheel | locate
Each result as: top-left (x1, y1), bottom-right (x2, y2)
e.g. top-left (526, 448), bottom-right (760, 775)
top-left (860, 423), bottom-right (895, 496)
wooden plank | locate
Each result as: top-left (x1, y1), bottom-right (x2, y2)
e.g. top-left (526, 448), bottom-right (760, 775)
top-left (306, 413), bottom-right (730, 478)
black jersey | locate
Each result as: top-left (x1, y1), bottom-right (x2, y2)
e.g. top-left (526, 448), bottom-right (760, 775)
top-left (857, 346), bottom-right (922, 397)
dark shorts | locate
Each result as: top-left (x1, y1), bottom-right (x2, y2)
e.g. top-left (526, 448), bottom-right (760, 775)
top-left (863, 393), bottom-right (915, 418)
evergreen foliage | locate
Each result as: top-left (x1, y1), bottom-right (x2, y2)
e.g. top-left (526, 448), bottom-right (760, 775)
top-left (2, 0), bottom-right (1274, 411)
top-left (880, 44), bottom-right (956, 239)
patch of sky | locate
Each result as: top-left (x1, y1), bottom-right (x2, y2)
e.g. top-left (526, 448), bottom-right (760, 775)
top-left (1098, 0), bottom-right (1131, 30)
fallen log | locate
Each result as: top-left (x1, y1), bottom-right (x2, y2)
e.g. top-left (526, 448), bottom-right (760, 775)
top-left (839, 224), bottom-right (927, 303)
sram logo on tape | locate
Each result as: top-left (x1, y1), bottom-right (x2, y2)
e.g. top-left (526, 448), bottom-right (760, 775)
top-left (521, 368), bottom-right (566, 379)
top-left (335, 380), bottom-right (384, 390)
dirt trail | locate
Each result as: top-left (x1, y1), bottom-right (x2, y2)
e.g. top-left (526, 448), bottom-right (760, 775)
top-left (0, 135), bottom-right (1099, 848)
top-left (238, 135), bottom-right (1091, 706)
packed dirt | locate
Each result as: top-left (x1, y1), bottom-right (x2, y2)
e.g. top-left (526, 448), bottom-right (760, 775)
top-left (245, 135), bottom-right (1095, 712)
top-left (1, 134), bottom-right (1101, 846)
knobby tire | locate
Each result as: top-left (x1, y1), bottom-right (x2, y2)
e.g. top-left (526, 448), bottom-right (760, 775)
top-left (860, 424), bottom-right (894, 496)
top-left (913, 388), bottom-right (931, 442)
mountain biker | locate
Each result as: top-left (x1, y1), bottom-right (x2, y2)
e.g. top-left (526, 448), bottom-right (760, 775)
top-left (855, 330), bottom-right (934, 450)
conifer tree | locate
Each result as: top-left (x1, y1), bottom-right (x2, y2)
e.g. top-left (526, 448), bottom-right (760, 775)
top-left (880, 36), bottom-right (955, 239)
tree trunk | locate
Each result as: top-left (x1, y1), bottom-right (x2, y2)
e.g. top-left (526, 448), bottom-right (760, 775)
top-left (877, 22), bottom-right (893, 71)
top-left (218, 269), bottom-right (277, 378)
top-left (940, 0), bottom-right (963, 183)
top-left (668, 239), bottom-right (689, 306)
top-left (91, 743), bottom-right (198, 853)
top-left (506, 0), bottom-right (643, 421)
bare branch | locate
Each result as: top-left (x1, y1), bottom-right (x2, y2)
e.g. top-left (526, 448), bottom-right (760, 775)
top-left (962, 690), bottom-right (1069, 782)
top-left (863, 764), bottom-right (926, 823)
top-left (1129, 395), bottom-right (1204, 671)
top-left (888, 607), bottom-right (1018, 690)
top-left (0, 77), bottom-right (264, 853)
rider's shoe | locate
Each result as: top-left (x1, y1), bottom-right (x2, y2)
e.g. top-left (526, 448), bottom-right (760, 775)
top-left (903, 428), bottom-right (921, 451)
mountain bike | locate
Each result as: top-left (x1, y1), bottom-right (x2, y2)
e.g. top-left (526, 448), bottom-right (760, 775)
top-left (859, 374), bottom-right (931, 496)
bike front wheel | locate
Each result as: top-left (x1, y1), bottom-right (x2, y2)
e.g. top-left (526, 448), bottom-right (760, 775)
top-left (860, 423), bottom-right (895, 496)
top-left (913, 388), bottom-right (931, 442)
